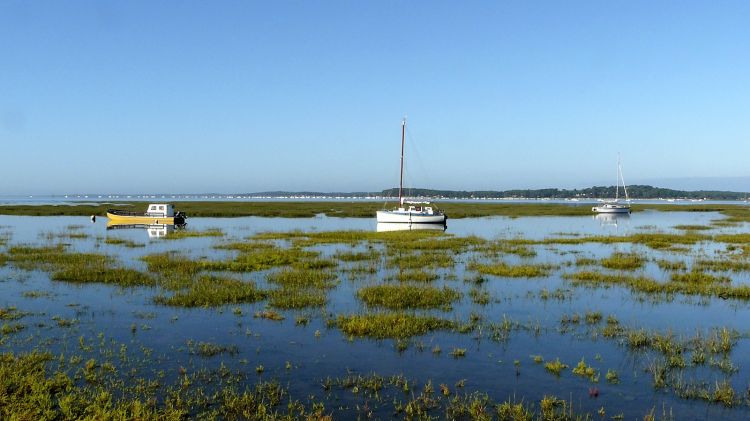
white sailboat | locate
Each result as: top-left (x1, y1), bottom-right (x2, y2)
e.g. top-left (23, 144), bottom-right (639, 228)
top-left (375, 118), bottom-right (447, 224)
top-left (592, 155), bottom-right (631, 214)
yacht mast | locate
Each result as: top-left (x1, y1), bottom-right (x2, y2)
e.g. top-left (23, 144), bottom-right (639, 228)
top-left (619, 156), bottom-right (630, 202)
top-left (615, 154), bottom-right (620, 201)
top-left (398, 118), bottom-right (406, 205)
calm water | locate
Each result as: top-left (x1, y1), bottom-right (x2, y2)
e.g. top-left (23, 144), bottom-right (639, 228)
top-left (1, 211), bottom-right (749, 419)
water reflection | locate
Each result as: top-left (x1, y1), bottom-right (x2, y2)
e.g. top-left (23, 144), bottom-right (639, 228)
top-left (376, 222), bottom-right (447, 232)
top-left (593, 213), bottom-right (630, 230)
top-left (106, 221), bottom-right (186, 238)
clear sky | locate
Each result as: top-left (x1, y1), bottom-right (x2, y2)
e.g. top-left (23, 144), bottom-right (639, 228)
top-left (1, 1), bottom-right (749, 194)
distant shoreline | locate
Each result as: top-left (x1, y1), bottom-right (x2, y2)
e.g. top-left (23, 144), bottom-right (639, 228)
top-left (2, 184), bottom-right (749, 201)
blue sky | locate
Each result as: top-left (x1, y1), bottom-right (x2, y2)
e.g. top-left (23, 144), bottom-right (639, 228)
top-left (1, 1), bottom-right (749, 194)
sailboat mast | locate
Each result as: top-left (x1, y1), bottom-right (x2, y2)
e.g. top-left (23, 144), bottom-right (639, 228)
top-left (620, 158), bottom-right (630, 202)
top-left (615, 154), bottom-right (620, 201)
top-left (398, 118), bottom-right (406, 205)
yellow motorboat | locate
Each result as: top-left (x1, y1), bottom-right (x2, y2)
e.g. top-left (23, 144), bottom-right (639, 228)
top-left (106, 203), bottom-right (186, 225)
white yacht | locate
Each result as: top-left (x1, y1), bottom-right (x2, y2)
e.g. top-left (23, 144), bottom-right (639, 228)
top-left (375, 118), bottom-right (446, 225)
top-left (592, 155), bottom-right (631, 214)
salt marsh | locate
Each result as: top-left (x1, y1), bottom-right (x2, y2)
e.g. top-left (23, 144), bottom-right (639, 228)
top-left (2, 209), bottom-right (750, 419)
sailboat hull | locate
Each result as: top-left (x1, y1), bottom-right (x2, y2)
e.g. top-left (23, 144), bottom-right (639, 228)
top-left (376, 222), bottom-right (447, 232)
top-left (592, 205), bottom-right (631, 214)
top-left (376, 210), bottom-right (446, 224)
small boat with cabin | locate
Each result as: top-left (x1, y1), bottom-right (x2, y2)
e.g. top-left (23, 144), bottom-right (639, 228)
top-left (375, 118), bottom-right (447, 225)
top-left (107, 203), bottom-right (187, 225)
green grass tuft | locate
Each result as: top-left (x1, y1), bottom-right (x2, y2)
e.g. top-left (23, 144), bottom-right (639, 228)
top-left (337, 312), bottom-right (455, 339)
top-left (357, 284), bottom-right (460, 310)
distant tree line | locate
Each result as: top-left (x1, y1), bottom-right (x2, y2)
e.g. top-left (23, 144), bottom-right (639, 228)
top-left (377, 185), bottom-right (750, 200)
top-left (243, 185), bottom-right (749, 200)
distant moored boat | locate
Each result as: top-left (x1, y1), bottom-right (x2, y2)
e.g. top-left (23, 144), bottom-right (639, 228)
top-left (592, 155), bottom-right (631, 214)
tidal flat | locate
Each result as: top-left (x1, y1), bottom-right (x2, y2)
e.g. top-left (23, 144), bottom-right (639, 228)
top-left (2, 209), bottom-right (750, 419)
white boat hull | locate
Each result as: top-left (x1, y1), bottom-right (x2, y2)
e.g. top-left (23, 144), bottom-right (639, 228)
top-left (592, 205), bottom-right (630, 214)
top-left (376, 222), bottom-right (446, 232)
top-left (376, 210), bottom-right (446, 224)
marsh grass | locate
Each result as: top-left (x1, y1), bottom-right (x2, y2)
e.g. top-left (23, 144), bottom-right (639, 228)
top-left (673, 225), bottom-right (712, 231)
top-left (468, 261), bottom-right (551, 278)
top-left (254, 309), bottom-right (285, 321)
top-left (40, 230), bottom-right (89, 240)
top-left (154, 275), bottom-right (266, 307)
top-left (209, 248), bottom-right (318, 272)
top-left (670, 271), bottom-right (730, 284)
top-left (584, 311), bottom-right (602, 324)
top-left (268, 288), bottom-right (327, 309)
top-left (395, 269), bottom-right (439, 282)
top-left (600, 252), bottom-right (645, 270)
top-left (104, 237), bottom-right (145, 248)
top-left (656, 260), bottom-right (687, 271)
top-left (265, 268), bottom-right (336, 309)
top-left (390, 235), bottom-right (485, 253)
top-left (7, 244), bottom-right (154, 288)
top-left (564, 270), bottom-right (750, 300)
top-left (511, 232), bottom-right (708, 250)
top-left (141, 252), bottom-right (204, 275)
top-left (254, 229), bottom-right (443, 246)
top-left (449, 348), bottom-right (466, 358)
top-left (0, 349), bottom-right (330, 420)
top-left (388, 251), bottom-right (455, 270)
top-left (605, 369), bottom-right (619, 384)
top-left (52, 266), bottom-right (155, 287)
top-left (163, 228), bottom-right (224, 240)
top-left (188, 341), bottom-right (239, 357)
top-left (291, 258), bottom-right (337, 270)
top-left (336, 312), bottom-right (455, 339)
top-left (5, 200), bottom-right (750, 220)
top-left (1, 323), bottom-right (25, 335)
top-left (544, 358), bottom-right (568, 376)
top-left (357, 284), bottom-right (460, 310)
top-left (571, 358), bottom-right (598, 382)
top-left (713, 233), bottom-right (750, 244)
top-left (481, 240), bottom-right (537, 258)
top-left (22, 290), bottom-right (52, 299)
top-left (574, 257), bottom-right (597, 267)
top-left (334, 249), bottom-right (381, 262)
top-left (0, 307), bottom-right (28, 321)
top-left (693, 259), bottom-right (750, 272)
top-left (215, 241), bottom-right (276, 252)
top-left (8, 245), bottom-right (110, 271)
top-left (468, 287), bottom-right (491, 305)
top-left (142, 247), bottom-right (319, 275)
top-left (596, 323), bottom-right (739, 376)
top-left (267, 269), bottom-right (337, 289)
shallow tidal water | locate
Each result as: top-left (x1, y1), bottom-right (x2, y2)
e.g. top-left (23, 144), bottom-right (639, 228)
top-left (2, 211), bottom-right (750, 419)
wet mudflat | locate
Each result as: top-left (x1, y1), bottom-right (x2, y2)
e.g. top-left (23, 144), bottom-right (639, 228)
top-left (2, 210), bottom-right (750, 419)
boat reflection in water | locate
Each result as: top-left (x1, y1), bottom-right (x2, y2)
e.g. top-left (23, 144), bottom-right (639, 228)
top-left (376, 222), bottom-right (447, 232)
top-left (106, 221), bottom-right (187, 238)
top-left (594, 213), bottom-right (630, 229)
